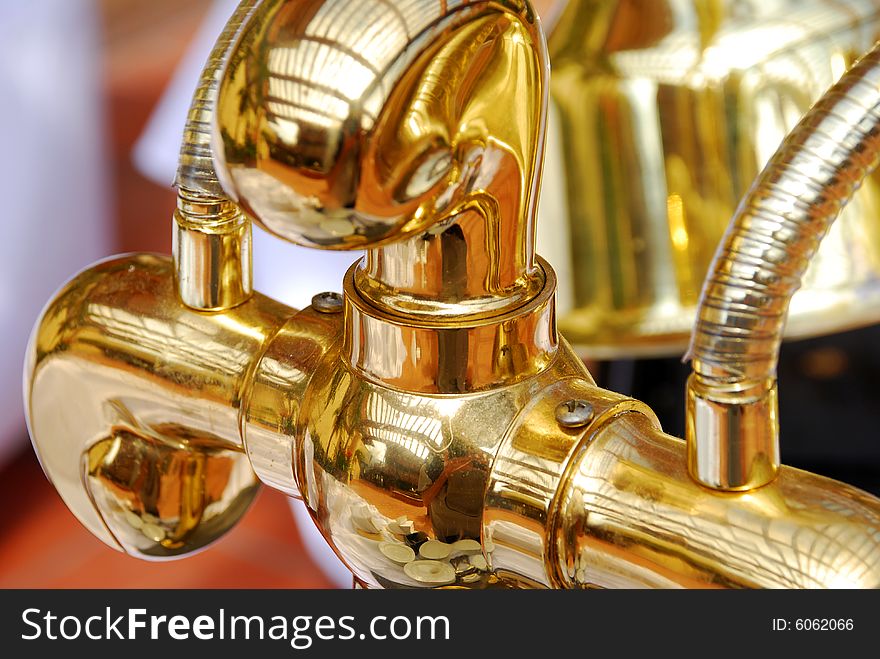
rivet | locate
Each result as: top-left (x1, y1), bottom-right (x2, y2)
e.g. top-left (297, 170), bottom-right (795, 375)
top-left (555, 399), bottom-right (594, 428)
top-left (311, 291), bottom-right (344, 313)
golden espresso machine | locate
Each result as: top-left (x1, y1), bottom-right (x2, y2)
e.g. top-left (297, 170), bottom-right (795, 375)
top-left (23, 0), bottom-right (880, 587)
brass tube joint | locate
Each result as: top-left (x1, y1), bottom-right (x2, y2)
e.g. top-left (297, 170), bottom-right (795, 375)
top-left (21, 0), bottom-right (880, 590)
top-left (172, 0), bottom-right (261, 311)
top-left (687, 45), bottom-right (880, 491)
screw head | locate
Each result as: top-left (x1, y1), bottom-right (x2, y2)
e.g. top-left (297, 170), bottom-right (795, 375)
top-left (311, 291), bottom-right (344, 313)
top-left (555, 399), bottom-right (594, 429)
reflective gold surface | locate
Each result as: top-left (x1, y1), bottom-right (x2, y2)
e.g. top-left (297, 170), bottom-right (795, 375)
top-left (215, 0), bottom-right (556, 392)
top-left (546, 0), bottom-right (880, 357)
top-left (343, 257), bottom-right (557, 394)
top-left (216, 0), bottom-right (545, 254)
top-left (175, 0), bottom-right (261, 197)
top-left (686, 377), bottom-right (779, 491)
top-left (486, 375), bottom-right (659, 587)
top-left (173, 189), bottom-right (252, 310)
top-left (294, 340), bottom-right (593, 588)
top-left (687, 43), bottom-right (880, 490)
top-left (245, 304), bottom-right (344, 497)
top-left (558, 414), bottom-right (880, 588)
top-left (216, 0), bottom-right (550, 323)
top-left (23, 0), bottom-right (880, 588)
top-left (173, 0), bottom-right (260, 311)
top-left (26, 256), bottom-right (880, 585)
top-left (25, 254), bottom-right (288, 558)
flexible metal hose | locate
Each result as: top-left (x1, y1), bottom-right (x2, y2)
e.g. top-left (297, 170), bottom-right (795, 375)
top-left (685, 43), bottom-right (880, 490)
top-left (174, 0), bottom-right (261, 194)
top-left (172, 0), bottom-right (261, 311)
top-left (687, 44), bottom-right (880, 396)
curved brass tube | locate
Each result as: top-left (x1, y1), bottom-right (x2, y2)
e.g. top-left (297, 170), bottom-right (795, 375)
top-left (25, 255), bottom-right (274, 557)
top-left (24, 255), bottom-right (880, 586)
top-left (686, 44), bottom-right (880, 490)
top-left (173, 0), bottom-right (261, 311)
top-left (214, 0), bottom-right (553, 394)
top-left (215, 0), bottom-right (548, 316)
top-left (24, 253), bottom-right (342, 558)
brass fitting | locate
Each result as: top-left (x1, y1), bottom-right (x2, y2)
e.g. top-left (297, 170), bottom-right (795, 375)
top-left (22, 0), bottom-right (880, 588)
top-left (172, 0), bottom-right (260, 311)
top-left (25, 255), bottom-right (880, 586)
top-left (686, 43), bottom-right (880, 491)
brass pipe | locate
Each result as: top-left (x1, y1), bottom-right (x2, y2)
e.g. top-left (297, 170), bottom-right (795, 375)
top-left (686, 44), bottom-right (880, 490)
top-left (23, 0), bottom-right (880, 588)
top-left (24, 253), bottom-right (342, 558)
top-left (556, 414), bottom-right (880, 588)
top-left (24, 254), bottom-right (880, 586)
top-left (215, 0), bottom-right (554, 394)
top-left (354, 10), bottom-right (549, 320)
top-left (173, 0), bottom-right (261, 311)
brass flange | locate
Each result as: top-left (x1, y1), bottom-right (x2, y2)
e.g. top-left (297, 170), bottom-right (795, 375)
top-left (342, 256), bottom-right (559, 395)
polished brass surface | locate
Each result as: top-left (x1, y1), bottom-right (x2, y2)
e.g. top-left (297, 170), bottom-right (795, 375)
top-left (216, 0), bottom-right (550, 319)
top-left (173, 0), bottom-right (260, 311)
top-left (296, 340), bottom-right (594, 588)
top-left (215, 0), bottom-right (555, 392)
top-left (686, 43), bottom-right (880, 491)
top-left (23, 0), bottom-right (880, 588)
top-left (558, 414), bottom-right (880, 588)
top-left (27, 257), bottom-right (880, 585)
top-left (25, 254), bottom-right (289, 557)
top-left (175, 0), bottom-right (261, 196)
top-left (486, 374), bottom-right (660, 587)
top-left (173, 189), bottom-right (252, 310)
top-left (245, 304), bottom-right (343, 497)
top-left (546, 0), bottom-right (880, 357)
top-left (686, 377), bottom-right (779, 491)
top-left (215, 0), bottom-right (547, 269)
top-left (342, 256), bottom-right (557, 394)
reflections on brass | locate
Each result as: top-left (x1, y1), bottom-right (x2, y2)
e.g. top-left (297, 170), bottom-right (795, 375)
top-left (343, 257), bottom-right (558, 394)
top-left (216, 0), bottom-right (549, 321)
top-left (174, 0), bottom-right (260, 310)
top-left (557, 415), bottom-right (880, 589)
top-left (293, 340), bottom-right (592, 588)
top-left (245, 305), bottom-right (345, 497)
top-left (26, 254), bottom-right (292, 558)
top-left (686, 42), bottom-right (880, 490)
top-left (86, 426), bottom-right (257, 558)
top-left (21, 0), bottom-right (880, 589)
top-left (545, 0), bottom-right (880, 356)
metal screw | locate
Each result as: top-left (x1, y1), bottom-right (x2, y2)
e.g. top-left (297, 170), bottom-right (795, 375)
top-left (555, 399), bottom-right (594, 429)
top-left (311, 291), bottom-right (344, 314)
